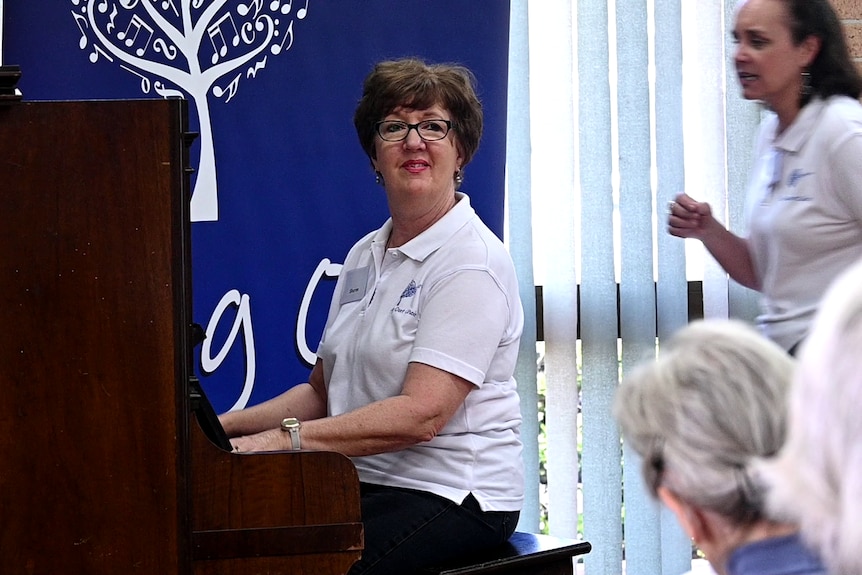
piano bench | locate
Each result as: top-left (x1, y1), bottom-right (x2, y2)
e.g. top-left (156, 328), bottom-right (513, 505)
top-left (422, 531), bottom-right (592, 575)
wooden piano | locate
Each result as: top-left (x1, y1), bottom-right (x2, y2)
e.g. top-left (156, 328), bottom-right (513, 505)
top-left (0, 98), bottom-right (363, 574)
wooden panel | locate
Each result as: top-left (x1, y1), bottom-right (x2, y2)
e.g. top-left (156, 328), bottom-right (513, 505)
top-left (0, 100), bottom-right (191, 574)
top-left (190, 419), bottom-right (363, 575)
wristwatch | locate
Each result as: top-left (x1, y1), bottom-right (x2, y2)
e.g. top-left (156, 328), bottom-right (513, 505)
top-left (280, 417), bottom-right (302, 450)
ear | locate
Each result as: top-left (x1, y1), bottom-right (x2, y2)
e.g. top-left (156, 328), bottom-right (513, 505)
top-left (658, 486), bottom-right (706, 543)
top-left (455, 143), bottom-right (465, 167)
top-left (798, 34), bottom-right (821, 68)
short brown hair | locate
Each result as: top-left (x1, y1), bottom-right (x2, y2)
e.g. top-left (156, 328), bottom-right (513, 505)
top-left (353, 58), bottom-right (483, 167)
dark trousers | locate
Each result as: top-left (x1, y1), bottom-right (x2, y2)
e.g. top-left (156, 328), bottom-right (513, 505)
top-left (348, 482), bottom-right (520, 575)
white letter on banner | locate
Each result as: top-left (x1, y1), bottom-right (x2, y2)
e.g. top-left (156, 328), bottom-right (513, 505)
top-left (201, 289), bottom-right (256, 411)
top-left (296, 259), bottom-right (342, 366)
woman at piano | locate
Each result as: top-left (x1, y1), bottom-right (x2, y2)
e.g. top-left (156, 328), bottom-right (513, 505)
top-left (219, 57), bottom-right (525, 575)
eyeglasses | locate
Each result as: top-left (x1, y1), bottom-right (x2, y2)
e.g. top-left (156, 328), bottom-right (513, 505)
top-left (374, 119), bottom-right (454, 142)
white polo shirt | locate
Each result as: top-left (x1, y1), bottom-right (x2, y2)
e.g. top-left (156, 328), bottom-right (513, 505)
top-left (747, 96), bottom-right (862, 351)
top-left (317, 193), bottom-right (525, 512)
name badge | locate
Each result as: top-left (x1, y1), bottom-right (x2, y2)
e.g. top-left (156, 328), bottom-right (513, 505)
top-left (340, 266), bottom-right (370, 305)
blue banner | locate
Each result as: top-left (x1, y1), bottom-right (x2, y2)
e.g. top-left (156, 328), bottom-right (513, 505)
top-left (3, 0), bottom-right (510, 413)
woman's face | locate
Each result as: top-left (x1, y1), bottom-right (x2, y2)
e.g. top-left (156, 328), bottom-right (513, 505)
top-left (372, 104), bottom-right (463, 204)
top-left (732, 0), bottom-right (816, 113)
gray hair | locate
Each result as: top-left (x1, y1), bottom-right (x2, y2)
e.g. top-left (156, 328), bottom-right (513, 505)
top-left (760, 258), bottom-right (862, 575)
top-left (613, 319), bottom-right (794, 526)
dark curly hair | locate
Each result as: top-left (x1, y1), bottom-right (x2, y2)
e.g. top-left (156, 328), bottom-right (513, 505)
top-left (782, 0), bottom-right (862, 105)
top-left (353, 58), bottom-right (483, 170)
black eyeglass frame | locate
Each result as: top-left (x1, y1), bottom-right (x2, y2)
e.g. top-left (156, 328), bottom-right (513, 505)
top-left (374, 119), bottom-right (454, 142)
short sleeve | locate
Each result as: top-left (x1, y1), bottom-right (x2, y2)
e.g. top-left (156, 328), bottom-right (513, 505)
top-left (409, 268), bottom-right (514, 386)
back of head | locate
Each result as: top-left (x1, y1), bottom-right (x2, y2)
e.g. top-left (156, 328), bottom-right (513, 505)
top-left (353, 58), bottom-right (483, 166)
top-left (613, 319), bottom-right (794, 525)
top-left (761, 258), bottom-right (862, 575)
top-left (783, 0), bottom-right (862, 102)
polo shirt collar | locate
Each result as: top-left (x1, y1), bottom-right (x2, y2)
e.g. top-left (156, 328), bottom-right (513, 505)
top-left (772, 97), bottom-right (826, 154)
top-left (726, 533), bottom-right (824, 575)
top-left (374, 192), bottom-right (475, 263)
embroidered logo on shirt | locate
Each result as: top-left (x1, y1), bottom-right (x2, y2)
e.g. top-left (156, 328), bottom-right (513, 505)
top-left (392, 279), bottom-right (420, 317)
top-left (397, 280), bottom-right (418, 306)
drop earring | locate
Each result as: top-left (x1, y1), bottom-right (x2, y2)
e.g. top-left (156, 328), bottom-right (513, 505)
top-left (454, 169), bottom-right (463, 186)
top-left (375, 171), bottom-right (383, 185)
top-left (800, 69), bottom-right (812, 97)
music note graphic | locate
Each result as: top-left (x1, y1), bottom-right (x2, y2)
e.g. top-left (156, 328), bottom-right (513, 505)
top-left (154, 81), bottom-right (184, 99)
top-left (238, 0), bottom-right (264, 18)
top-left (72, 11), bottom-right (89, 50)
top-left (271, 19), bottom-right (293, 55)
top-left (118, 15), bottom-right (154, 57)
top-left (269, 0), bottom-right (292, 15)
top-left (297, 0), bottom-right (308, 19)
top-left (89, 44), bottom-right (114, 64)
top-left (154, 38), bottom-right (178, 60)
top-left (208, 13), bottom-right (240, 64)
top-left (106, 5), bottom-right (119, 34)
top-left (160, 0), bottom-right (180, 17)
top-left (121, 64), bottom-right (151, 93)
top-left (247, 56), bottom-right (268, 79)
top-left (212, 74), bottom-right (241, 102)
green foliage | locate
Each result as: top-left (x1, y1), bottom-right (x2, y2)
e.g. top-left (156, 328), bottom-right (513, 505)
top-left (535, 342), bottom-right (584, 538)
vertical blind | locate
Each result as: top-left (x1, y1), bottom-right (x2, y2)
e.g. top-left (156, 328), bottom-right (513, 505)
top-left (506, 0), bottom-right (541, 531)
top-left (506, 1), bottom-right (760, 573)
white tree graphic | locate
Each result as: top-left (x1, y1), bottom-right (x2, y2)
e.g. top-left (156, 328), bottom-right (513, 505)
top-left (71, 0), bottom-right (309, 221)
